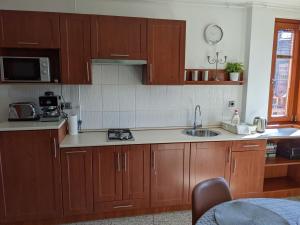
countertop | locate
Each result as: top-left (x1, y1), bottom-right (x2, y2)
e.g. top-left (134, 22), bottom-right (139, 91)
top-left (0, 119), bottom-right (66, 131)
top-left (60, 127), bottom-right (269, 148)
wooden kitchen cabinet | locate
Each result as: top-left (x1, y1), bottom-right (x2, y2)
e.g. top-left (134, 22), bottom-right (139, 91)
top-left (0, 10), bottom-right (60, 48)
top-left (61, 148), bottom-right (93, 216)
top-left (91, 16), bottom-right (147, 59)
top-left (145, 19), bottom-right (186, 85)
top-left (151, 143), bottom-right (190, 207)
top-left (93, 145), bottom-right (150, 212)
top-left (190, 142), bottom-right (232, 201)
top-left (0, 130), bottom-right (62, 223)
top-left (60, 14), bottom-right (92, 84)
top-left (230, 140), bottom-right (266, 197)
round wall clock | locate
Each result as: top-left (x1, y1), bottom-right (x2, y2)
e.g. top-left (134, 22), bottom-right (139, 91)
top-left (204, 24), bottom-right (224, 45)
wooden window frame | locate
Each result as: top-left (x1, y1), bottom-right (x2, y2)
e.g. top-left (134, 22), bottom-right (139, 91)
top-left (268, 18), bottom-right (300, 124)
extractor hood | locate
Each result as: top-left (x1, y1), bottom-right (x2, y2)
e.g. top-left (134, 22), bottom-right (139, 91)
top-left (92, 59), bottom-right (147, 65)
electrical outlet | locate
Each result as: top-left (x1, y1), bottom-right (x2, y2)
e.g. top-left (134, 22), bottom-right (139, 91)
top-left (228, 101), bottom-right (235, 108)
top-left (61, 102), bottom-right (72, 110)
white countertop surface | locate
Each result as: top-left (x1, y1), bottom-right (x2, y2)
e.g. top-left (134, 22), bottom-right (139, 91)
top-left (60, 127), bottom-right (269, 148)
top-left (0, 119), bottom-right (66, 131)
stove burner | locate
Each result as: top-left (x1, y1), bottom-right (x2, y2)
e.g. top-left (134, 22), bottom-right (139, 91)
top-left (107, 129), bottom-right (134, 141)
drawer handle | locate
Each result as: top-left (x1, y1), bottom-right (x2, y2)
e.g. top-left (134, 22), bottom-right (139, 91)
top-left (116, 152), bottom-right (121, 172)
top-left (113, 205), bottom-right (133, 209)
top-left (242, 144), bottom-right (260, 148)
top-left (110, 54), bottom-right (130, 57)
top-left (18, 41), bottom-right (39, 45)
top-left (226, 147), bottom-right (232, 164)
top-left (151, 150), bottom-right (156, 170)
top-left (66, 150), bottom-right (87, 154)
top-left (86, 62), bottom-right (90, 82)
top-left (53, 138), bottom-right (57, 158)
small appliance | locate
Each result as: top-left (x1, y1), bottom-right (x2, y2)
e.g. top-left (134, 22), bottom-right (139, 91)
top-left (39, 91), bottom-right (61, 122)
top-left (8, 102), bottom-right (40, 121)
top-left (0, 56), bottom-right (50, 82)
top-left (107, 129), bottom-right (134, 141)
top-left (253, 117), bottom-right (267, 133)
top-left (277, 140), bottom-right (300, 160)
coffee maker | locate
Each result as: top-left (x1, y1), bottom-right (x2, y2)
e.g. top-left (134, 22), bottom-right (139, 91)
top-left (39, 91), bottom-right (61, 122)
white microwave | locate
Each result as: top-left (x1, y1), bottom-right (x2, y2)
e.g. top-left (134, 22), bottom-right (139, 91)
top-left (0, 56), bottom-right (51, 82)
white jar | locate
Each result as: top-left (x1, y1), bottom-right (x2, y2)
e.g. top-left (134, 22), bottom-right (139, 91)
top-left (230, 72), bottom-right (240, 81)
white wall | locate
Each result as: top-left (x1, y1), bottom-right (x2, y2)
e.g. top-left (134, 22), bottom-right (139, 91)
top-left (243, 5), bottom-right (300, 122)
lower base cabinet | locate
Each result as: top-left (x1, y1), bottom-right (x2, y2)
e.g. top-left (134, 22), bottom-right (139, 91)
top-left (61, 148), bottom-right (94, 216)
top-left (150, 143), bottom-right (190, 207)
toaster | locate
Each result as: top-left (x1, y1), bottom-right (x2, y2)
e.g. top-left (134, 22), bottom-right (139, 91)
top-left (8, 102), bottom-right (40, 121)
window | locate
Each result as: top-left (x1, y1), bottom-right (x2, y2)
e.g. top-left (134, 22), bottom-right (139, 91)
top-left (268, 19), bottom-right (300, 123)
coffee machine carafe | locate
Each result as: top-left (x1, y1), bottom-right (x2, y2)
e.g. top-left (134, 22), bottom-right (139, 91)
top-left (39, 91), bottom-right (61, 122)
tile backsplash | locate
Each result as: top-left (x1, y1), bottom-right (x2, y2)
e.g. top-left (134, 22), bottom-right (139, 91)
top-left (0, 64), bottom-right (243, 129)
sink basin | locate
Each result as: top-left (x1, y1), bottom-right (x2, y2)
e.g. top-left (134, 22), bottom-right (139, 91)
top-left (184, 128), bottom-right (220, 137)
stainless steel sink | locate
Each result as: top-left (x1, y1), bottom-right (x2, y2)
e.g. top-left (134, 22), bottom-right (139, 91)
top-left (184, 128), bottom-right (220, 137)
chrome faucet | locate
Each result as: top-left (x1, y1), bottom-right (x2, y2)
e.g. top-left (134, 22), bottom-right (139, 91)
top-left (193, 105), bottom-right (202, 129)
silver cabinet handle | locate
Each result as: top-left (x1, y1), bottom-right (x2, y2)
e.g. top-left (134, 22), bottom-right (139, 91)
top-left (149, 64), bottom-right (153, 83)
top-left (53, 138), bottom-right (57, 158)
top-left (117, 152), bottom-right (121, 172)
top-left (18, 41), bottom-right (39, 45)
top-left (242, 144), bottom-right (260, 148)
top-left (113, 204), bottom-right (133, 209)
top-left (110, 54), bottom-right (130, 57)
top-left (123, 152), bottom-right (127, 172)
top-left (86, 62), bottom-right (90, 82)
top-left (151, 150), bottom-right (156, 170)
top-left (232, 159), bottom-right (236, 174)
top-left (226, 147), bottom-right (232, 164)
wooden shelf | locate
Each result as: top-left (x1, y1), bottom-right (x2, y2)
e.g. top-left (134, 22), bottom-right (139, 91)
top-left (264, 177), bottom-right (300, 192)
top-left (265, 156), bottom-right (300, 167)
top-left (185, 80), bottom-right (244, 85)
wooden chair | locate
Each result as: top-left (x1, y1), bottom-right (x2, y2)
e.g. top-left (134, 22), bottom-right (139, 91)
top-left (192, 177), bottom-right (232, 225)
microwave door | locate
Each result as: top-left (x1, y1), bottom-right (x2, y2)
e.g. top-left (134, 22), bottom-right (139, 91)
top-left (3, 57), bottom-right (41, 82)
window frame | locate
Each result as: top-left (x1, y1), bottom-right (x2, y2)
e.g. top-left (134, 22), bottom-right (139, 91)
top-left (268, 18), bottom-right (300, 124)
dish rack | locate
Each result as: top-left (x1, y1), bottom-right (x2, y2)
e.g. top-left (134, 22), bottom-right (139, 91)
top-left (222, 121), bottom-right (256, 135)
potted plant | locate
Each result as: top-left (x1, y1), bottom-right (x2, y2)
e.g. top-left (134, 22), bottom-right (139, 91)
top-left (225, 62), bottom-right (244, 81)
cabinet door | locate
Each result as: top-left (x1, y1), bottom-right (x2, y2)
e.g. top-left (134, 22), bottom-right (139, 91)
top-left (190, 142), bottom-right (231, 201)
top-left (0, 130), bottom-right (62, 223)
top-left (60, 14), bottom-right (92, 84)
top-left (93, 146), bottom-right (123, 210)
top-left (146, 19), bottom-right (186, 85)
top-left (151, 143), bottom-right (190, 207)
top-left (230, 150), bottom-right (265, 196)
top-left (91, 16), bottom-right (147, 59)
top-left (122, 145), bottom-right (150, 204)
top-left (0, 10), bottom-right (60, 48)
top-left (61, 148), bottom-right (93, 216)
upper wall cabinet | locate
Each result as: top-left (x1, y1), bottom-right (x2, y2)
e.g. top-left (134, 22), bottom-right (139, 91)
top-left (60, 14), bottom-right (92, 84)
top-left (91, 16), bottom-right (147, 59)
top-left (144, 19), bottom-right (186, 85)
top-left (0, 10), bottom-right (60, 48)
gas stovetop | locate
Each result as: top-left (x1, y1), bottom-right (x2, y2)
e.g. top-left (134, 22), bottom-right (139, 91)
top-left (107, 129), bottom-right (134, 141)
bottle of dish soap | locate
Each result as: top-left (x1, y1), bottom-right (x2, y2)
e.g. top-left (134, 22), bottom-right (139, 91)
top-left (231, 109), bottom-right (240, 125)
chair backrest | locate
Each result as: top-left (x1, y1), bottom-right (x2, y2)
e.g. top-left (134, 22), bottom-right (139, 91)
top-left (192, 177), bottom-right (232, 225)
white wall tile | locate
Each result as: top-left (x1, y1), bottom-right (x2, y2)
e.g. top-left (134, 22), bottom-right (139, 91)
top-left (102, 85), bottom-right (119, 111)
top-left (80, 85), bottom-right (102, 111)
top-left (136, 85), bottom-right (151, 110)
top-left (81, 111), bottom-right (102, 129)
top-left (118, 85), bottom-right (136, 111)
top-left (101, 64), bottom-right (119, 84)
top-left (102, 111), bottom-right (120, 128)
top-left (92, 64), bottom-right (102, 84)
top-left (120, 111), bottom-right (135, 128)
top-left (118, 65), bottom-right (142, 85)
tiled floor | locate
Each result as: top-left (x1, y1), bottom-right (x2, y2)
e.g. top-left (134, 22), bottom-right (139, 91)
top-left (65, 210), bottom-right (191, 225)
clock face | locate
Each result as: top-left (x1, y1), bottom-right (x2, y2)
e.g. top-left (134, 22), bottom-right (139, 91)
top-left (204, 24), bottom-right (223, 45)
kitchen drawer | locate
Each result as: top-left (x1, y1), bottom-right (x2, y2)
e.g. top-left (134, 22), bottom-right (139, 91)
top-left (232, 140), bottom-right (266, 151)
top-left (95, 199), bottom-right (148, 213)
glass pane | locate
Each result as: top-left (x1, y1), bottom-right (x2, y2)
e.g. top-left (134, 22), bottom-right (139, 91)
top-left (271, 58), bottom-right (292, 117)
top-left (276, 30), bottom-right (294, 56)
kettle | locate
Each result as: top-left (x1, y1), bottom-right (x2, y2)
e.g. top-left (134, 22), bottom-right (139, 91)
top-left (253, 117), bottom-right (267, 133)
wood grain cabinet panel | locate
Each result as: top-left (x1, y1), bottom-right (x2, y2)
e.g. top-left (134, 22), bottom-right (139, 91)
top-left (60, 14), bottom-right (92, 84)
top-left (145, 19), bottom-right (186, 85)
top-left (150, 143), bottom-right (190, 207)
top-left (0, 10), bottom-right (60, 48)
top-left (91, 16), bottom-right (147, 59)
top-left (93, 145), bottom-right (150, 212)
top-left (230, 150), bottom-right (265, 197)
top-left (61, 148), bottom-right (93, 216)
top-left (0, 130), bottom-right (62, 223)
top-left (190, 142), bottom-right (232, 201)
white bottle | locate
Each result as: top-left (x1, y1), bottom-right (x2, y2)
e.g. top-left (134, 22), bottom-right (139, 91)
top-left (231, 109), bottom-right (240, 125)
